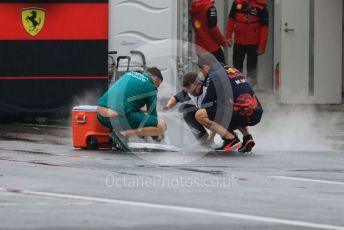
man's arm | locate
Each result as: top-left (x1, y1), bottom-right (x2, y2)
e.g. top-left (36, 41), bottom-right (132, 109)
top-left (258, 5), bottom-right (269, 54)
top-left (165, 96), bottom-right (177, 110)
top-left (226, 1), bottom-right (236, 46)
top-left (164, 90), bottom-right (191, 110)
top-left (139, 105), bottom-right (147, 113)
top-left (208, 6), bottom-right (227, 48)
top-left (146, 91), bottom-right (158, 116)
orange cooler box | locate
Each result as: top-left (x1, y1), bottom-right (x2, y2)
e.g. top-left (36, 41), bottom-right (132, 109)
top-left (72, 105), bottom-right (111, 149)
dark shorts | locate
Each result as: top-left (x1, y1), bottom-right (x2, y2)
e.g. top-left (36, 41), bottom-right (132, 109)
top-left (205, 106), bottom-right (217, 122)
top-left (179, 104), bottom-right (208, 139)
top-left (97, 112), bottom-right (158, 131)
top-left (230, 109), bottom-right (263, 130)
top-left (205, 106), bottom-right (263, 131)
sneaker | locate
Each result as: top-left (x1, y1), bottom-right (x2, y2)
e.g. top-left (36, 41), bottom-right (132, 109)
top-left (238, 134), bottom-right (255, 153)
top-left (215, 137), bottom-right (241, 151)
top-left (110, 129), bottom-right (130, 152)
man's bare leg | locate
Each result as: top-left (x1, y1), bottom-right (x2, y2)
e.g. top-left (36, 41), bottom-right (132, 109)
top-left (120, 119), bottom-right (167, 138)
top-left (238, 126), bottom-right (255, 153)
top-left (239, 127), bottom-right (250, 136)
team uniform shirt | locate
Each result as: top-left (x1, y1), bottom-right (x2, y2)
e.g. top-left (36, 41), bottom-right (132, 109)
top-left (224, 66), bottom-right (263, 122)
top-left (190, 0), bottom-right (226, 54)
top-left (98, 71), bottom-right (157, 116)
top-left (174, 85), bottom-right (207, 109)
top-left (201, 63), bottom-right (234, 126)
top-left (202, 63), bottom-right (263, 127)
top-left (226, 0), bottom-right (269, 53)
top-left (97, 71), bottom-right (158, 130)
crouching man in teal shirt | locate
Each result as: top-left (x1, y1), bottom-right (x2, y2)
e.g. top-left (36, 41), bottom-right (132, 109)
top-left (97, 67), bottom-right (167, 151)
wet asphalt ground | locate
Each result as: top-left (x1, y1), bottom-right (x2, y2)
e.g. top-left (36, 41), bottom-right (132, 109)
top-left (1, 106), bottom-right (344, 230)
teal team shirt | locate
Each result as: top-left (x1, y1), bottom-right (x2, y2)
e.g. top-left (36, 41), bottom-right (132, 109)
top-left (98, 71), bottom-right (157, 116)
top-left (97, 71), bottom-right (158, 130)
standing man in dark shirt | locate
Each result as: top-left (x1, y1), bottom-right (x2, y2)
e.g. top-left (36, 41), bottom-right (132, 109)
top-left (226, 0), bottom-right (269, 86)
top-left (190, 0), bottom-right (227, 64)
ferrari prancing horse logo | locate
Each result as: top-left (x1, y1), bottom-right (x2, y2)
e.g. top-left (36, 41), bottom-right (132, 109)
top-left (22, 8), bottom-right (45, 36)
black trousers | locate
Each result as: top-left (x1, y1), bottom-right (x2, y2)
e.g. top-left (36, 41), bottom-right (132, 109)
top-left (212, 48), bottom-right (226, 65)
top-left (179, 104), bottom-right (208, 141)
top-left (233, 44), bottom-right (258, 85)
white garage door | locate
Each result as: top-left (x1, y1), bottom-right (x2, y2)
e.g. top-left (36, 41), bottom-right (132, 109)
top-left (280, 0), bottom-right (342, 104)
top-left (109, 0), bottom-right (179, 98)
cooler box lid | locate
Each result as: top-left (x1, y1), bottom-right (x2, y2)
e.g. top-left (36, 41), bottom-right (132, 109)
top-left (72, 105), bottom-right (97, 111)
